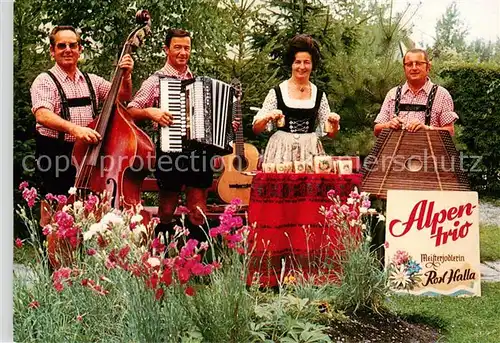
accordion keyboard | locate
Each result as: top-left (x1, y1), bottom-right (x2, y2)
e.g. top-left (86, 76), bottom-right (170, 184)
top-left (159, 78), bottom-right (185, 152)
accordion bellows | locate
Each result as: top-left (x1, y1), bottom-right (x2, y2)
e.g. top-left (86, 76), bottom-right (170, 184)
top-left (361, 129), bottom-right (470, 198)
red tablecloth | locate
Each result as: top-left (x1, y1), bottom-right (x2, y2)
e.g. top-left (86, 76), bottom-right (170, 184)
top-left (247, 173), bottom-right (362, 287)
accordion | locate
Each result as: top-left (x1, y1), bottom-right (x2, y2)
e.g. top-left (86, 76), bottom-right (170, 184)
top-left (159, 76), bottom-right (234, 156)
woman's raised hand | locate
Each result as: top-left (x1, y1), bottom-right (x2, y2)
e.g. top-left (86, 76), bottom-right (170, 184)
top-left (266, 109), bottom-right (284, 122)
top-left (327, 112), bottom-right (340, 124)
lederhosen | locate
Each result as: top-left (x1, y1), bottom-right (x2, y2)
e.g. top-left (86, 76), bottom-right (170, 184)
top-left (35, 71), bottom-right (98, 195)
top-left (394, 84), bottom-right (439, 125)
top-left (274, 86), bottom-right (323, 133)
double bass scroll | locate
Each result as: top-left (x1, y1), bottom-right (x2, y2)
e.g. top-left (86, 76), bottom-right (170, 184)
top-left (72, 10), bottom-right (155, 209)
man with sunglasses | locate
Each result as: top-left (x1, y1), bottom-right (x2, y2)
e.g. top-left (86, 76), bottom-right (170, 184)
top-left (374, 48), bottom-right (458, 137)
top-left (30, 25), bottom-right (134, 196)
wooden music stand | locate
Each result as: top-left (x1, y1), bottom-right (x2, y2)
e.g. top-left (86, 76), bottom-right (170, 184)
top-left (361, 129), bottom-right (470, 198)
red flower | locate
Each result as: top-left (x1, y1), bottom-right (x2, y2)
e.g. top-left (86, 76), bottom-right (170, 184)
top-left (155, 287), bottom-right (164, 301)
top-left (15, 238), bottom-right (23, 249)
top-left (177, 268), bottom-right (190, 284)
top-left (184, 286), bottom-right (195, 296)
top-left (118, 245), bottom-right (131, 259)
top-left (160, 268), bottom-right (173, 286)
top-left (28, 301), bottom-right (39, 309)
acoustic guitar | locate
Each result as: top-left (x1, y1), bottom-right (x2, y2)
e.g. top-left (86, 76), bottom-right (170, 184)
top-left (217, 80), bottom-right (259, 205)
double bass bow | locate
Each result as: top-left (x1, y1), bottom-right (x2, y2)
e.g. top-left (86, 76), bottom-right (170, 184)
top-left (72, 10), bottom-right (155, 209)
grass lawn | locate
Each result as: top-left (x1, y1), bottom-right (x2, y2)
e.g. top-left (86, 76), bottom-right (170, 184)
top-left (480, 224), bottom-right (500, 262)
top-left (388, 282), bottom-right (500, 343)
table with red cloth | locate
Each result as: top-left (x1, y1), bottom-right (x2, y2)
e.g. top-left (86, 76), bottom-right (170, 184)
top-left (247, 173), bottom-right (362, 287)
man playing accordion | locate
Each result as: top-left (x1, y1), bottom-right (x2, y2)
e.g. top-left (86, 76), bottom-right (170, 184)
top-left (128, 28), bottom-right (238, 240)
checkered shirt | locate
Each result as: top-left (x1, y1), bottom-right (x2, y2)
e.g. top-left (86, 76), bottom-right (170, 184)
top-left (31, 64), bottom-right (111, 142)
top-left (374, 78), bottom-right (458, 127)
top-left (128, 62), bottom-right (193, 109)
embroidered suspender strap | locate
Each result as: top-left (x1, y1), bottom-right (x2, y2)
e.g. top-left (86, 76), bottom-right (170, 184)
top-left (425, 84), bottom-right (439, 126)
top-left (394, 85), bottom-right (402, 117)
top-left (82, 72), bottom-right (98, 118)
top-left (398, 104), bottom-right (427, 112)
top-left (45, 71), bottom-right (71, 141)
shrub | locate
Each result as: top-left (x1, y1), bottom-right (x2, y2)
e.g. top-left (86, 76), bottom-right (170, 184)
top-left (440, 63), bottom-right (500, 194)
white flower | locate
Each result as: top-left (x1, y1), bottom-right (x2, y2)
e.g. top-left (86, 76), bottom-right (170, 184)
top-left (360, 207), bottom-right (368, 214)
top-left (83, 230), bottom-right (95, 241)
top-left (74, 201), bottom-right (83, 211)
top-left (368, 208), bottom-right (377, 214)
top-left (347, 198), bottom-right (355, 205)
top-left (147, 257), bottom-right (161, 267)
top-left (68, 187), bottom-right (77, 195)
top-left (378, 214), bottom-right (385, 222)
top-left (62, 205), bottom-right (71, 212)
top-left (390, 265), bottom-right (410, 289)
top-left (101, 212), bottom-right (124, 227)
top-left (130, 214), bottom-right (143, 223)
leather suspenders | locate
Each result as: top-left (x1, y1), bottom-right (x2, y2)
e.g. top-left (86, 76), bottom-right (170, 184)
top-left (45, 71), bottom-right (98, 141)
top-left (394, 84), bottom-right (438, 126)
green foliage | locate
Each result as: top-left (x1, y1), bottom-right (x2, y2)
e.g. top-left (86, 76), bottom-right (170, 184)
top-left (440, 63), bottom-right (500, 194)
top-left (388, 282), bottom-right (500, 343)
top-left (331, 235), bottom-right (389, 313)
top-left (479, 223), bottom-right (500, 262)
top-left (252, 294), bottom-right (332, 342)
top-left (183, 253), bottom-right (255, 343)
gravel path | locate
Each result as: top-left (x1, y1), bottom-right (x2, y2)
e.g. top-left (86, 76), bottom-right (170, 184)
top-left (480, 202), bottom-right (500, 226)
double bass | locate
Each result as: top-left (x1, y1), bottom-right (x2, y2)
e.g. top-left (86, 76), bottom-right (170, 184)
top-left (72, 10), bottom-right (155, 209)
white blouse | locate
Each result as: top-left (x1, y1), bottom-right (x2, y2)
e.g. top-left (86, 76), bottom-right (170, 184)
top-left (253, 80), bottom-right (332, 135)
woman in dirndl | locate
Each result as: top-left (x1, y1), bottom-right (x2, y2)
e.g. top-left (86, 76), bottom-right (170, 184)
top-left (252, 34), bottom-right (340, 163)
top-left (248, 34), bottom-right (342, 287)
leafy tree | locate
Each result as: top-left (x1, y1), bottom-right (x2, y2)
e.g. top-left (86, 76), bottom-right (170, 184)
top-left (432, 2), bottom-right (468, 59)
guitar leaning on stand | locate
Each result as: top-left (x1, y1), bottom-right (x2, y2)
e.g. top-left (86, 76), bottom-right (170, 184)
top-left (217, 80), bottom-right (259, 205)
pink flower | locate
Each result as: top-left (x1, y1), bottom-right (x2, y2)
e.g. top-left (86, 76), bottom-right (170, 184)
top-left (22, 187), bottom-right (37, 208)
top-left (42, 225), bottom-right (52, 236)
top-left (54, 282), bottom-right (64, 292)
top-left (349, 190), bottom-right (361, 199)
top-left (384, 241), bottom-right (389, 249)
top-left (327, 189), bottom-right (336, 199)
top-left (174, 206), bottom-right (190, 216)
top-left (76, 315), bottom-right (83, 322)
top-left (56, 195), bottom-right (68, 205)
top-left (151, 238), bottom-right (166, 254)
top-left (28, 300), bottom-right (39, 309)
top-left (84, 194), bottom-right (99, 212)
top-left (45, 193), bottom-right (56, 201)
top-left (15, 238), bottom-right (23, 249)
top-left (18, 181), bottom-right (28, 190)
top-left (230, 198), bottom-right (242, 206)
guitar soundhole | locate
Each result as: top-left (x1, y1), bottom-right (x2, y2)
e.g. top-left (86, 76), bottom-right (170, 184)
top-left (233, 156), bottom-right (248, 171)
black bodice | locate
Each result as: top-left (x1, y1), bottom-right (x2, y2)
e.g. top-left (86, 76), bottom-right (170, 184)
top-left (274, 84), bottom-right (323, 134)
